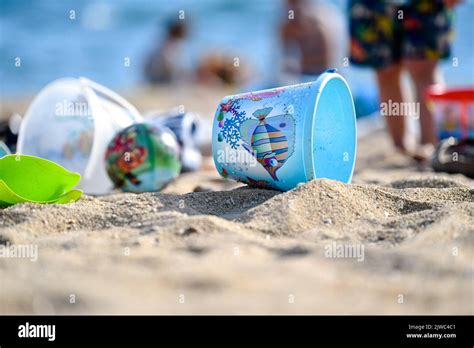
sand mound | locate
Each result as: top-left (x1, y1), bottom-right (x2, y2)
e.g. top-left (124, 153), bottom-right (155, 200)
top-left (2, 176), bottom-right (471, 249)
top-left (238, 178), bottom-right (472, 242)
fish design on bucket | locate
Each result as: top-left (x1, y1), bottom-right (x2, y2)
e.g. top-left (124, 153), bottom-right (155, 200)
top-left (239, 107), bottom-right (295, 181)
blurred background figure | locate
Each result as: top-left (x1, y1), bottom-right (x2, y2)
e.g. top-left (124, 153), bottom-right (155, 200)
top-left (1, 0), bottom-right (471, 123)
top-left (144, 19), bottom-right (189, 84)
top-left (196, 53), bottom-right (248, 87)
top-left (349, 0), bottom-right (462, 160)
top-left (280, 0), bottom-right (344, 82)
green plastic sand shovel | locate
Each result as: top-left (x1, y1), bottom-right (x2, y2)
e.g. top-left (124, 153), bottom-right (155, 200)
top-left (0, 154), bottom-right (83, 207)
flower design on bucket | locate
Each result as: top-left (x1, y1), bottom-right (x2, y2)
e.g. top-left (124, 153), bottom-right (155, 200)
top-left (217, 99), bottom-right (249, 149)
top-left (239, 107), bottom-right (295, 181)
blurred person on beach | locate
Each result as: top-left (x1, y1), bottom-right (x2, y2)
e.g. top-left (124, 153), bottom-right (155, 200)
top-left (280, 0), bottom-right (343, 81)
top-left (349, 0), bottom-right (461, 160)
top-left (196, 53), bottom-right (248, 87)
top-left (144, 19), bottom-right (188, 84)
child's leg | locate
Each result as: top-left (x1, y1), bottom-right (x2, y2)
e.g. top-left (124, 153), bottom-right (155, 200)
top-left (404, 59), bottom-right (438, 145)
top-left (375, 63), bottom-right (406, 151)
top-left (400, 1), bottom-right (453, 146)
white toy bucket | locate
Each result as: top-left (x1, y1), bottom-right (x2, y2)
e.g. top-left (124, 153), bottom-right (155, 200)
top-left (17, 77), bottom-right (143, 194)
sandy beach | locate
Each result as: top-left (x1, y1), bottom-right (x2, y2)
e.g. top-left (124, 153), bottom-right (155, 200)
top-left (0, 86), bottom-right (472, 315)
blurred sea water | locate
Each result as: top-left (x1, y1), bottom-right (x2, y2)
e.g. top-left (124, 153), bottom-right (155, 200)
top-left (0, 0), bottom-right (473, 98)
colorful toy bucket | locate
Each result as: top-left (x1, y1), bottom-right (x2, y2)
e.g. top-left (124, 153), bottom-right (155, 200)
top-left (212, 69), bottom-right (357, 191)
top-left (17, 77), bottom-right (143, 195)
top-left (426, 86), bottom-right (474, 140)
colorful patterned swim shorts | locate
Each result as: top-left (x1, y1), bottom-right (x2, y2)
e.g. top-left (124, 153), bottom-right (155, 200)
top-left (349, 0), bottom-right (454, 68)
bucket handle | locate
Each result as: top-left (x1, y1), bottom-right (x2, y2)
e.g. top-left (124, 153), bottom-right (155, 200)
top-left (78, 77), bottom-right (142, 122)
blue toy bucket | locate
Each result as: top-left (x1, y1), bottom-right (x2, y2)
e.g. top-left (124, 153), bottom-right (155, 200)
top-left (212, 69), bottom-right (357, 191)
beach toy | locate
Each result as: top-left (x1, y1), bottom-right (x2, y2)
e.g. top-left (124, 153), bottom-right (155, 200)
top-left (105, 123), bottom-right (181, 192)
top-left (212, 69), bottom-right (356, 191)
top-left (17, 77), bottom-right (143, 195)
top-left (426, 86), bottom-right (474, 140)
top-left (149, 108), bottom-right (203, 172)
top-left (432, 137), bottom-right (474, 178)
top-left (0, 154), bottom-right (82, 207)
top-left (0, 141), bottom-right (10, 157)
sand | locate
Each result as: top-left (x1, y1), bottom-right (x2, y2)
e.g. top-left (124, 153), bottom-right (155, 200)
top-left (0, 90), bottom-right (473, 314)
